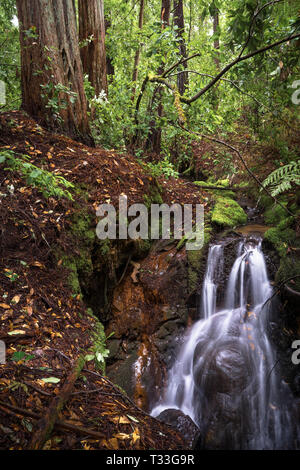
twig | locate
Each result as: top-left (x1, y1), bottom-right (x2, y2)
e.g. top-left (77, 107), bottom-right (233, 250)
top-left (260, 274), bottom-right (300, 311)
top-left (23, 380), bottom-right (52, 397)
top-left (239, 0), bottom-right (286, 58)
top-left (117, 254), bottom-right (132, 285)
top-left (0, 401), bottom-right (105, 441)
top-left (82, 368), bottom-right (149, 417)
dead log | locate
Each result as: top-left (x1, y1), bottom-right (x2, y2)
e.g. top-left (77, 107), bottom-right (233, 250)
top-left (28, 354), bottom-right (85, 449)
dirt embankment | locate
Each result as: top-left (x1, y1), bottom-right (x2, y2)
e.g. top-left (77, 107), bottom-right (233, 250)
top-left (0, 111), bottom-right (213, 450)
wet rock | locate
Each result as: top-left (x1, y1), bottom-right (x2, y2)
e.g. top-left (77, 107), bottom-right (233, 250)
top-left (106, 241), bottom-right (193, 408)
top-left (156, 409), bottom-right (201, 450)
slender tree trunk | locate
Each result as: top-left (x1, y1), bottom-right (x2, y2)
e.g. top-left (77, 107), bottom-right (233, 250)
top-left (213, 10), bottom-right (220, 70)
top-left (132, 0), bottom-right (145, 98)
top-left (147, 0), bottom-right (171, 153)
top-left (78, 0), bottom-right (108, 97)
top-left (16, 0), bottom-right (92, 145)
top-left (161, 0), bottom-right (171, 28)
top-left (105, 18), bottom-right (115, 79)
top-left (174, 0), bottom-right (188, 95)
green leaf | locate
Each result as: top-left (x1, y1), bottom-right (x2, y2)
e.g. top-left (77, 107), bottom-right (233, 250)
top-left (41, 377), bottom-right (61, 384)
top-left (84, 354), bottom-right (95, 362)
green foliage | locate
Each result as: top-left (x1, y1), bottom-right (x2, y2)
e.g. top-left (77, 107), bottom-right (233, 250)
top-left (0, 1), bottom-right (21, 110)
top-left (144, 157), bottom-right (179, 179)
top-left (0, 150), bottom-right (74, 200)
top-left (11, 350), bottom-right (34, 362)
top-left (85, 310), bottom-right (109, 373)
top-left (262, 161), bottom-right (300, 197)
top-left (41, 81), bottom-right (78, 125)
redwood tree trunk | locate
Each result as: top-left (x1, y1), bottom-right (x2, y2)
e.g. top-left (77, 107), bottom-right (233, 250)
top-left (78, 0), bottom-right (108, 97)
top-left (174, 0), bottom-right (188, 95)
top-left (16, 0), bottom-right (92, 144)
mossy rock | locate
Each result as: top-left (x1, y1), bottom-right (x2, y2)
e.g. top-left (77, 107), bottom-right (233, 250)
top-left (264, 203), bottom-right (288, 226)
top-left (211, 196), bottom-right (247, 228)
top-left (187, 228), bottom-right (212, 293)
top-left (264, 226), bottom-right (298, 257)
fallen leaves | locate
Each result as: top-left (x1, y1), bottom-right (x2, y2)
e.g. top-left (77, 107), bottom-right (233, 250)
top-left (0, 303), bottom-right (11, 309)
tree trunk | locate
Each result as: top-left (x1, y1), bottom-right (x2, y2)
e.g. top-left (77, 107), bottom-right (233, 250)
top-left (147, 0), bottom-right (171, 153)
top-left (105, 18), bottom-right (115, 79)
top-left (174, 0), bottom-right (188, 95)
top-left (132, 0), bottom-right (145, 98)
top-left (16, 0), bottom-right (92, 145)
top-left (213, 10), bottom-right (220, 70)
top-left (78, 0), bottom-right (108, 97)
top-left (161, 0), bottom-right (171, 28)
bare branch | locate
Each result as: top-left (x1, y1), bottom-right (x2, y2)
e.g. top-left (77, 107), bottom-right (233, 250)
top-left (239, 0), bottom-right (286, 58)
top-left (181, 33), bottom-right (300, 104)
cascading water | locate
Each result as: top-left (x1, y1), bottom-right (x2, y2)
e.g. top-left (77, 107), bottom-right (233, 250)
top-left (152, 237), bottom-right (299, 449)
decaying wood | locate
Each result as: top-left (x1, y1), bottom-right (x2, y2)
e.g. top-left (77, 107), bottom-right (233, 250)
top-left (28, 354), bottom-right (85, 449)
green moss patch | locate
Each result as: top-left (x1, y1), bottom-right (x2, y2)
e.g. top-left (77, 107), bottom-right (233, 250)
top-left (211, 196), bottom-right (247, 228)
top-left (264, 226), bottom-right (298, 257)
top-left (187, 227), bottom-right (212, 292)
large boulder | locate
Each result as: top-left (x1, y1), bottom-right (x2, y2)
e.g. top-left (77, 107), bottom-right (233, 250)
top-left (156, 409), bottom-right (202, 450)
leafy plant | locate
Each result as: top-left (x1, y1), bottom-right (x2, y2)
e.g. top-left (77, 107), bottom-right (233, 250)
top-left (261, 161), bottom-right (300, 197)
top-left (0, 150), bottom-right (74, 200)
top-left (11, 350), bottom-right (34, 362)
top-left (145, 156), bottom-right (179, 179)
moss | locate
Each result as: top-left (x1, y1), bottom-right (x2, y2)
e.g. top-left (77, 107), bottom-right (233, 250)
top-left (211, 196), bottom-right (247, 228)
top-left (187, 227), bottom-right (211, 292)
top-left (264, 227), bottom-right (297, 257)
top-left (264, 203), bottom-right (288, 225)
top-left (60, 255), bottom-right (81, 294)
top-left (56, 207), bottom-right (96, 294)
top-left (194, 180), bottom-right (236, 198)
top-left (276, 256), bottom-right (300, 292)
top-left (277, 216), bottom-right (294, 231)
top-left (71, 210), bottom-right (95, 245)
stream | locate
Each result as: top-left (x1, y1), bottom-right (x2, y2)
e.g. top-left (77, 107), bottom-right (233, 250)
top-left (151, 236), bottom-right (299, 449)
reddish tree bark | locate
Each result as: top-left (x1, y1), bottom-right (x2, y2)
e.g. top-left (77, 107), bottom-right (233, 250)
top-left (78, 0), bottom-right (108, 97)
top-left (16, 0), bottom-right (92, 144)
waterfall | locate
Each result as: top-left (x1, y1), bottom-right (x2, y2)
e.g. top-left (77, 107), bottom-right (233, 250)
top-left (152, 238), bottom-right (299, 449)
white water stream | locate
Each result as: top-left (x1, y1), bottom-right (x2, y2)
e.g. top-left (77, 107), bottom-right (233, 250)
top-left (152, 238), bottom-right (299, 449)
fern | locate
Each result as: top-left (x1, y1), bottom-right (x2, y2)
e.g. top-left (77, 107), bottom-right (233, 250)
top-left (261, 161), bottom-right (300, 197)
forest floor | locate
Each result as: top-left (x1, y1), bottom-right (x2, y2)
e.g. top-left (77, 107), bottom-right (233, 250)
top-left (0, 110), bottom-right (297, 450)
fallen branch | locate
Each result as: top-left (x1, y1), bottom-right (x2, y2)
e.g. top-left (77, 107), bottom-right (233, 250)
top-left (193, 183), bottom-right (238, 191)
top-left (29, 354), bottom-right (85, 450)
top-left (0, 401), bottom-right (105, 441)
